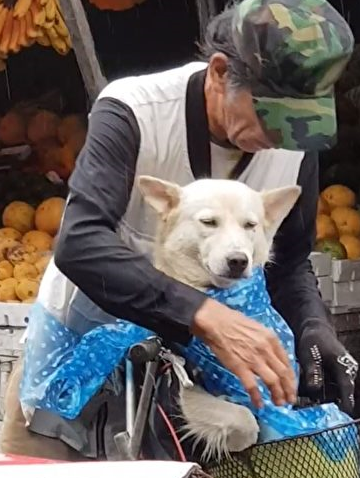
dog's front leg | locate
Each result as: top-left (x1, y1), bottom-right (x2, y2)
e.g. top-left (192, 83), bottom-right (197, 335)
top-left (179, 385), bottom-right (259, 462)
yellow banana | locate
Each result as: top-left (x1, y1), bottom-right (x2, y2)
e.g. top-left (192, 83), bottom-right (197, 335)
top-left (0, 9), bottom-right (13, 55)
top-left (45, 0), bottom-right (56, 22)
top-left (40, 7), bottom-right (55, 30)
top-left (9, 17), bottom-right (21, 52)
top-left (46, 25), bottom-right (57, 41)
top-left (25, 9), bottom-right (40, 38)
top-left (13, 0), bottom-right (32, 19)
top-left (52, 37), bottom-right (68, 55)
top-left (53, 10), bottom-right (68, 38)
top-left (30, 1), bottom-right (46, 26)
top-left (46, 25), bottom-right (68, 55)
top-left (37, 31), bottom-right (51, 47)
top-left (0, 5), bottom-right (8, 37)
top-left (63, 31), bottom-right (71, 49)
top-left (18, 15), bottom-right (29, 47)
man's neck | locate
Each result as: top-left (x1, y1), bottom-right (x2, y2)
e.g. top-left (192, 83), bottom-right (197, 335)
top-left (204, 72), bottom-right (239, 151)
top-left (204, 72), bottom-right (230, 146)
top-left (210, 135), bottom-right (239, 149)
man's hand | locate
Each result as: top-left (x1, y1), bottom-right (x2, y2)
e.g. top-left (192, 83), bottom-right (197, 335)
top-left (192, 298), bottom-right (297, 409)
top-left (298, 320), bottom-right (359, 416)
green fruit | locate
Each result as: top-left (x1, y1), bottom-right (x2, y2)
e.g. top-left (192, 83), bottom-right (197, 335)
top-left (315, 239), bottom-right (347, 260)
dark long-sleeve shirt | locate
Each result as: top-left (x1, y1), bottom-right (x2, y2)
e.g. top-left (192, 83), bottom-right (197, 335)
top-left (265, 152), bottom-right (332, 342)
top-left (55, 72), bottom-right (330, 346)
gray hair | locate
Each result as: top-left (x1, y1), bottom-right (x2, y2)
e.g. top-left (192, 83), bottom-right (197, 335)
top-left (199, 6), bottom-right (248, 90)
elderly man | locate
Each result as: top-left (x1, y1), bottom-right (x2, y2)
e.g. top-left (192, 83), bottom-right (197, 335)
top-left (1, 0), bottom-right (357, 461)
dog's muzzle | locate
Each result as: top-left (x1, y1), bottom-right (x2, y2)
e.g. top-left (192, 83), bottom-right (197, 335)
top-left (225, 253), bottom-right (249, 279)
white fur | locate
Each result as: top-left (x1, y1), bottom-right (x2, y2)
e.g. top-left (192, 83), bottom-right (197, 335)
top-left (138, 176), bottom-right (301, 461)
top-left (179, 386), bottom-right (259, 462)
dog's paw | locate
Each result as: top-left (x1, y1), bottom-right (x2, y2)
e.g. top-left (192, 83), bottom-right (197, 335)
top-left (179, 386), bottom-right (259, 462)
top-left (226, 407), bottom-right (259, 452)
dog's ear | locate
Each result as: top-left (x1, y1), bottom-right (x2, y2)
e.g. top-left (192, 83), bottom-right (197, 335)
top-left (137, 176), bottom-right (182, 216)
top-left (261, 186), bottom-right (301, 239)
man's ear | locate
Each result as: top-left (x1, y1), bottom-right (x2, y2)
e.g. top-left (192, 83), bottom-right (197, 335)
top-left (137, 175), bottom-right (182, 216)
top-left (208, 53), bottom-right (228, 94)
top-left (261, 186), bottom-right (302, 239)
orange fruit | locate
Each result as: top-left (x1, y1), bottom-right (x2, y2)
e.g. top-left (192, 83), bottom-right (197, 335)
top-left (331, 207), bottom-right (360, 237)
top-left (316, 214), bottom-right (338, 241)
top-left (321, 184), bottom-right (356, 210)
top-left (22, 230), bottom-right (53, 252)
top-left (2, 201), bottom-right (35, 234)
top-left (339, 235), bottom-right (360, 260)
top-left (35, 197), bottom-right (66, 237)
top-left (0, 260), bottom-right (13, 280)
top-left (0, 228), bottom-right (22, 241)
top-left (15, 279), bottom-right (39, 302)
top-left (0, 278), bottom-right (18, 302)
top-left (317, 196), bottom-right (330, 215)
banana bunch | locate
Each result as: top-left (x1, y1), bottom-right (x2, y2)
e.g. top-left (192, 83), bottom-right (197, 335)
top-left (0, 0), bottom-right (71, 61)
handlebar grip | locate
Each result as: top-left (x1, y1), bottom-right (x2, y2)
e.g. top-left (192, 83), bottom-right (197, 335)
top-left (129, 337), bottom-right (162, 364)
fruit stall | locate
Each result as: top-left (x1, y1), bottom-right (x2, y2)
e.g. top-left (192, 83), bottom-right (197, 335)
top-left (0, 0), bottom-right (89, 435)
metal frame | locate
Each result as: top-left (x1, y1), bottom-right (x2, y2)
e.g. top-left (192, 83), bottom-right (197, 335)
top-left (58, 0), bottom-right (107, 103)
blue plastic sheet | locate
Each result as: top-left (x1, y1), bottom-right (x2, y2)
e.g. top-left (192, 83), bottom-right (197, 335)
top-left (21, 268), bottom-right (354, 456)
top-left (20, 304), bottom-right (152, 418)
top-left (181, 268), bottom-right (353, 446)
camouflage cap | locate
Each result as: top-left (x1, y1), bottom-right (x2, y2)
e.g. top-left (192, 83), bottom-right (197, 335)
top-left (232, 0), bottom-right (354, 151)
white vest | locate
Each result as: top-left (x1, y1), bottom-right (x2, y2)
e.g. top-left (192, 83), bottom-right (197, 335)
top-left (38, 62), bottom-right (305, 326)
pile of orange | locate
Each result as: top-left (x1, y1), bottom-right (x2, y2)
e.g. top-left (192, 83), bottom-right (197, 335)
top-left (0, 197), bottom-right (65, 303)
top-left (316, 185), bottom-right (360, 260)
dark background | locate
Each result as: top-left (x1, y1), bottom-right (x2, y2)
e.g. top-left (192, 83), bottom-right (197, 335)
top-left (0, 0), bottom-right (358, 113)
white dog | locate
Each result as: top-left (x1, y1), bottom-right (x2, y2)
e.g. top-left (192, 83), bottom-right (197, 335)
top-left (138, 176), bottom-right (301, 461)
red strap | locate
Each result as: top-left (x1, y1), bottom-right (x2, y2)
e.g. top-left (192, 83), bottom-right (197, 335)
top-left (0, 454), bottom-right (64, 465)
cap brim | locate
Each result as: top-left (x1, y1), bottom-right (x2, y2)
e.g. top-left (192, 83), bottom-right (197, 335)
top-left (253, 95), bottom-right (337, 151)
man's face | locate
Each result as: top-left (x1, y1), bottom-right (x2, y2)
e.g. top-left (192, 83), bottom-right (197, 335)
top-left (222, 88), bottom-right (275, 152)
top-left (207, 54), bottom-right (275, 152)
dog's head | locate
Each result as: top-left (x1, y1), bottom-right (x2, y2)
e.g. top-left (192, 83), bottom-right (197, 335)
top-left (138, 176), bottom-right (301, 288)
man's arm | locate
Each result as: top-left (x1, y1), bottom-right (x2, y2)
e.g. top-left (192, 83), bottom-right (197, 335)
top-left (54, 97), bottom-right (207, 344)
top-left (265, 152), bottom-right (331, 342)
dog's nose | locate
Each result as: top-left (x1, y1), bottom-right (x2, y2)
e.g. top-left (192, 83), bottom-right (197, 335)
top-left (226, 253), bottom-right (249, 278)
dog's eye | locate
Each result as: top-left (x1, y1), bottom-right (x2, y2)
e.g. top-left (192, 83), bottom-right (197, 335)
top-left (244, 221), bottom-right (257, 230)
top-left (200, 218), bottom-right (218, 227)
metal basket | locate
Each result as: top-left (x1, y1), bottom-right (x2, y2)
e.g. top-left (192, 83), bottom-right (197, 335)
top-left (205, 420), bottom-right (360, 478)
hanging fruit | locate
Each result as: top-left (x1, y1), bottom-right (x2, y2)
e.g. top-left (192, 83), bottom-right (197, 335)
top-left (0, 0), bottom-right (72, 62)
top-left (88, 0), bottom-right (146, 12)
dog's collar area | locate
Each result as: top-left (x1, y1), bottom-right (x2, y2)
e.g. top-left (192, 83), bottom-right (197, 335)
top-left (204, 266), bottom-right (253, 290)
